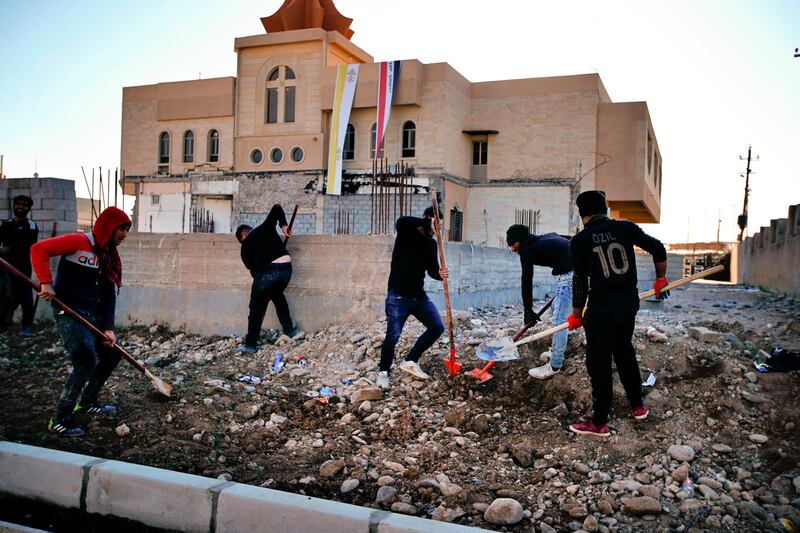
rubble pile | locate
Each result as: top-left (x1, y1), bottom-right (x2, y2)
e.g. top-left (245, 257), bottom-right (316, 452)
top-left (1, 283), bottom-right (798, 532)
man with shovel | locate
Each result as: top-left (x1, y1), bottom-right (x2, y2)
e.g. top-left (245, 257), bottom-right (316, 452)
top-left (566, 190), bottom-right (668, 438)
top-left (377, 206), bottom-right (448, 389)
top-left (31, 207), bottom-right (131, 437)
top-left (506, 224), bottom-right (572, 379)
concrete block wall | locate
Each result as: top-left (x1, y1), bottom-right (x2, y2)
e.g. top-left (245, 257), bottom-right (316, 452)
top-left (322, 193), bottom-right (426, 235)
top-left (0, 177), bottom-right (78, 235)
top-left (738, 204), bottom-right (800, 295)
top-left (0, 441), bottom-right (490, 533)
top-left (238, 212), bottom-right (316, 234)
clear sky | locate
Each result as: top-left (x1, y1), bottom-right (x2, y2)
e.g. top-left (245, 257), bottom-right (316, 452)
top-left (1, 0), bottom-right (797, 243)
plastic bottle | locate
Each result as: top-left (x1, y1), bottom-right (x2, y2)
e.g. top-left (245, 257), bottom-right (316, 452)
top-left (272, 353), bottom-right (284, 373)
top-left (679, 478), bottom-right (695, 497)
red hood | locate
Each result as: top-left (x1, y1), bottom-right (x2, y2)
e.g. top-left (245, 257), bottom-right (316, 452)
top-left (92, 207), bottom-right (131, 248)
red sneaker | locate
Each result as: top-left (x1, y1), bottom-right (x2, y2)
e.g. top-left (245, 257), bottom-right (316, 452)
top-left (569, 420), bottom-right (610, 438)
top-left (633, 406), bottom-right (649, 420)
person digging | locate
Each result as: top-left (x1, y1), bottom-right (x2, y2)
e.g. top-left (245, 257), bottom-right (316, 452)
top-left (566, 190), bottom-right (669, 438)
top-left (506, 223), bottom-right (573, 379)
top-left (235, 204), bottom-right (298, 353)
top-left (31, 207), bottom-right (131, 437)
top-left (377, 206), bottom-right (448, 389)
top-left (0, 195), bottom-right (39, 336)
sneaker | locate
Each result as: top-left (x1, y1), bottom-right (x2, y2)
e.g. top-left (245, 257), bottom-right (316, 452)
top-left (48, 417), bottom-right (86, 437)
top-left (74, 403), bottom-right (116, 416)
top-left (376, 371), bottom-right (390, 390)
top-left (235, 345), bottom-right (257, 354)
top-left (398, 360), bottom-right (430, 380)
top-left (528, 362), bottom-right (561, 380)
top-left (19, 326), bottom-right (33, 337)
top-left (633, 406), bottom-right (649, 420)
top-left (569, 419), bottom-right (610, 438)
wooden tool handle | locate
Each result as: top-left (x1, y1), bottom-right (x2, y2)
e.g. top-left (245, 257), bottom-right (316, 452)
top-left (430, 191), bottom-right (455, 346)
top-left (514, 265), bottom-right (725, 347)
top-left (513, 297), bottom-right (555, 341)
top-left (283, 204), bottom-right (299, 245)
top-left (0, 257), bottom-right (145, 374)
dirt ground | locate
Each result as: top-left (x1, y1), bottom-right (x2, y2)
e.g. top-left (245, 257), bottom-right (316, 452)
top-left (1, 282), bottom-right (798, 532)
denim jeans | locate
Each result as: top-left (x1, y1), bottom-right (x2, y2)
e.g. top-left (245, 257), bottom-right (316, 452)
top-left (549, 273), bottom-right (573, 369)
top-left (53, 307), bottom-right (121, 420)
top-left (245, 263), bottom-right (294, 347)
top-left (379, 291), bottom-right (445, 372)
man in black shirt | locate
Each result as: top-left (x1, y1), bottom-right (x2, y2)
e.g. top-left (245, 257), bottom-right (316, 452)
top-left (506, 224), bottom-right (573, 379)
top-left (567, 190), bottom-right (668, 438)
top-left (0, 195), bottom-right (39, 336)
top-left (235, 204), bottom-right (297, 353)
top-left (377, 207), bottom-right (448, 389)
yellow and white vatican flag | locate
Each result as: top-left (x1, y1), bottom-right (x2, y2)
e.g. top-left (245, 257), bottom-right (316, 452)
top-left (326, 64), bottom-right (359, 195)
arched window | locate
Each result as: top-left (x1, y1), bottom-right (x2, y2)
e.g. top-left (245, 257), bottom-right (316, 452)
top-left (208, 130), bottom-right (220, 163)
top-left (402, 121), bottom-right (416, 158)
top-left (158, 132), bottom-right (170, 174)
top-left (370, 123), bottom-right (385, 159)
top-left (183, 131), bottom-right (194, 163)
top-left (265, 65), bottom-right (297, 124)
top-left (343, 124), bottom-right (355, 160)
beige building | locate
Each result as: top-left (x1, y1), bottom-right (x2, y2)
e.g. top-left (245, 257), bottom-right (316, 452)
top-left (121, 0), bottom-right (662, 242)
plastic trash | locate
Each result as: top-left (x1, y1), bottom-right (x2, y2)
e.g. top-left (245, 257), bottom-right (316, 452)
top-left (679, 478), bottom-right (694, 497)
top-left (642, 372), bottom-right (656, 387)
top-left (239, 375), bottom-right (264, 384)
top-left (272, 353), bottom-right (285, 373)
top-left (340, 379), bottom-right (353, 385)
top-left (779, 518), bottom-right (794, 532)
top-left (305, 390), bottom-right (320, 398)
top-left (320, 386), bottom-right (337, 397)
top-left (297, 355), bottom-right (306, 366)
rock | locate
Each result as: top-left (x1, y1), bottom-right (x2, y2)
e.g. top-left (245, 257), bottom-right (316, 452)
top-left (688, 326), bottom-right (721, 342)
top-left (375, 485), bottom-right (398, 505)
top-left (217, 473), bottom-right (233, 481)
top-left (436, 473), bottom-right (463, 497)
top-left (697, 484), bottom-right (719, 500)
top-left (588, 471), bottom-right (611, 484)
top-left (444, 410), bottom-right (466, 428)
top-left (621, 496), bottom-right (662, 515)
top-left (561, 502), bottom-right (588, 518)
top-left (539, 522), bottom-right (557, 533)
top-left (647, 329), bottom-right (668, 343)
top-left (544, 467), bottom-right (558, 480)
top-left (748, 433), bottom-right (768, 444)
top-left (234, 402), bottom-right (262, 419)
top-left (680, 499), bottom-right (704, 514)
top-left (712, 443), bottom-right (733, 454)
top-left (319, 458), bottom-right (345, 478)
top-left (744, 371), bottom-right (758, 383)
top-left (573, 462), bottom-right (592, 475)
top-left (340, 413), bottom-right (356, 424)
top-left (484, 498), bottom-right (524, 526)
top-left (431, 505), bottom-right (466, 523)
top-left (383, 460), bottom-right (406, 474)
top-left (740, 391), bottom-right (767, 404)
top-left (340, 478), bottom-right (360, 494)
top-left (351, 387), bottom-right (382, 406)
top-left (114, 423), bottom-right (130, 437)
top-left (510, 441), bottom-right (534, 467)
top-left (470, 413), bottom-right (492, 433)
top-left (671, 464), bottom-right (690, 482)
top-left (698, 477), bottom-right (723, 491)
top-left (597, 500), bottom-right (614, 515)
top-left (473, 502), bottom-right (490, 513)
top-left (390, 502), bottom-right (417, 515)
top-left (668, 445), bottom-right (696, 462)
top-left (793, 476), bottom-right (800, 494)
top-left (640, 485), bottom-right (661, 499)
top-left (377, 475), bottom-right (395, 486)
top-left (583, 514), bottom-right (599, 532)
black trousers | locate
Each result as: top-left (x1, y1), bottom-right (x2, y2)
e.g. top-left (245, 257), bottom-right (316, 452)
top-left (0, 270), bottom-right (34, 329)
top-left (245, 263), bottom-right (294, 346)
top-left (584, 309), bottom-right (643, 425)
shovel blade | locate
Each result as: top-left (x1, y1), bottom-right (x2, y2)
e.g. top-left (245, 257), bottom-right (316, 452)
top-left (475, 336), bottom-right (520, 362)
top-left (444, 358), bottom-right (462, 377)
top-left (469, 367), bottom-right (493, 382)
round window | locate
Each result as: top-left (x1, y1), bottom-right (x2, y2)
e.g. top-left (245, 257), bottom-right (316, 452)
top-left (270, 148), bottom-right (283, 164)
top-left (250, 149), bottom-right (263, 165)
top-left (290, 147), bottom-right (304, 163)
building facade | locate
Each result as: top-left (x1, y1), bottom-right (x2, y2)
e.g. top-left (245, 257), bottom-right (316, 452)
top-left (121, 0), bottom-right (663, 242)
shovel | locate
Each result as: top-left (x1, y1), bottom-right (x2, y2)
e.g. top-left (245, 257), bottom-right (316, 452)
top-left (471, 296), bottom-right (556, 382)
top-left (430, 191), bottom-right (461, 377)
top-left (480, 265), bottom-right (726, 362)
top-left (0, 257), bottom-right (172, 397)
top-left (283, 204), bottom-right (298, 245)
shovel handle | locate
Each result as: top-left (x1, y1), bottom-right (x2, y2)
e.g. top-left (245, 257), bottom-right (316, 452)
top-left (0, 257), bottom-right (146, 375)
top-left (513, 297), bottom-right (555, 342)
top-left (283, 204), bottom-right (299, 245)
top-left (514, 265), bottom-right (725, 347)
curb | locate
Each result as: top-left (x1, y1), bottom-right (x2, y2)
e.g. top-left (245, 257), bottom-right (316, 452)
top-left (0, 442), bottom-right (491, 532)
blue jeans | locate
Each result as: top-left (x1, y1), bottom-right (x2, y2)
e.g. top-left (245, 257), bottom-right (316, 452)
top-left (380, 291), bottom-right (445, 372)
top-left (245, 263), bottom-right (294, 346)
top-left (549, 273), bottom-right (572, 369)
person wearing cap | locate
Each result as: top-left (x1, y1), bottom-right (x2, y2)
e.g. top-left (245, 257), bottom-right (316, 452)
top-left (506, 224), bottom-right (573, 379)
top-left (31, 207), bottom-right (131, 437)
top-left (0, 195), bottom-right (39, 336)
top-left (566, 190), bottom-right (668, 438)
top-left (376, 206), bottom-right (448, 389)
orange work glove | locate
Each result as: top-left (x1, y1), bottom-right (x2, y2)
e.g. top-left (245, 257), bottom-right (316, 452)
top-left (653, 277), bottom-right (670, 300)
top-left (567, 314), bottom-right (583, 331)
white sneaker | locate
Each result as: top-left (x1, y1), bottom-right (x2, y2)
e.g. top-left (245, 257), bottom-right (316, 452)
top-left (528, 362), bottom-right (561, 380)
top-left (398, 360), bottom-right (430, 380)
top-left (376, 371), bottom-right (390, 390)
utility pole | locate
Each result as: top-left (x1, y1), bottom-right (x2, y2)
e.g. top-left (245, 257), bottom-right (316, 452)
top-left (737, 145), bottom-right (758, 242)
top-left (0, 154), bottom-right (4, 179)
top-left (716, 209), bottom-right (721, 243)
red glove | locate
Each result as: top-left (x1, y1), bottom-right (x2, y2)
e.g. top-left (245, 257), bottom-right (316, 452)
top-left (653, 277), bottom-right (670, 300)
top-left (567, 314), bottom-right (583, 331)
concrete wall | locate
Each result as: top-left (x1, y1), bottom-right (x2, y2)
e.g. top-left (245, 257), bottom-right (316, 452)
top-left (0, 177), bottom-right (78, 235)
top-left (738, 204), bottom-right (800, 295)
top-left (116, 233), bottom-right (524, 335)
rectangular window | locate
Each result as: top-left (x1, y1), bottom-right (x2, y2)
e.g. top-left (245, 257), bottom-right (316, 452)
top-left (151, 194), bottom-right (160, 205)
top-left (402, 128), bottom-right (416, 158)
top-left (284, 86), bottom-right (295, 123)
top-left (343, 127), bottom-right (355, 160)
top-left (448, 208), bottom-right (463, 242)
top-left (472, 141), bottom-right (488, 165)
top-left (183, 137), bottom-right (194, 163)
top-left (266, 88), bottom-right (278, 124)
top-left (157, 165), bottom-right (169, 175)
